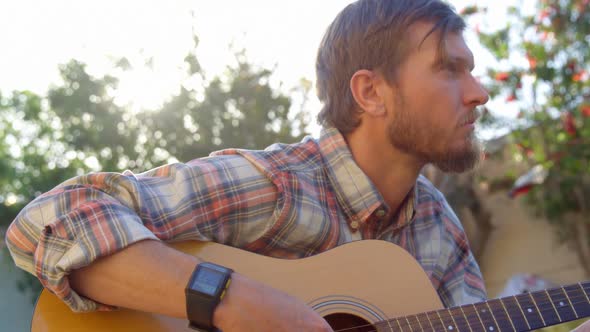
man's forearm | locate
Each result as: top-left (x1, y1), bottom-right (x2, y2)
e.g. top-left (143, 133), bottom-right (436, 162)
top-left (67, 239), bottom-right (334, 332)
top-left (69, 239), bottom-right (198, 319)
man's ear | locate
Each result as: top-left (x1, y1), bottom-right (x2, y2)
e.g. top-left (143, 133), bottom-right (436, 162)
top-left (350, 69), bottom-right (387, 117)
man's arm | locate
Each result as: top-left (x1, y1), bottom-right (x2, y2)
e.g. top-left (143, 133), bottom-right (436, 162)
top-left (69, 239), bottom-right (332, 331)
top-left (5, 158), bottom-right (269, 311)
top-left (5, 159), bottom-right (332, 331)
top-left (68, 240), bottom-right (195, 318)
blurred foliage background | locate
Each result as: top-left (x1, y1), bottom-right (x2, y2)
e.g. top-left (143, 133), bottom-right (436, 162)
top-left (468, 0), bottom-right (590, 279)
top-left (0, 36), bottom-right (313, 300)
top-left (466, 0), bottom-right (590, 329)
top-left (1, 0), bottom-right (589, 331)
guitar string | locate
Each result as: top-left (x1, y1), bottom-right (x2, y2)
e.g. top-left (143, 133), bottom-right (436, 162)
top-left (338, 302), bottom-right (590, 332)
top-left (399, 294), bottom-right (590, 323)
top-left (332, 308), bottom-right (590, 332)
top-left (390, 294), bottom-right (590, 332)
top-left (330, 291), bottom-right (590, 332)
top-left (299, 284), bottom-right (590, 332)
top-left (333, 300), bottom-right (590, 332)
top-left (335, 308), bottom-right (587, 332)
top-left (385, 283), bottom-right (590, 330)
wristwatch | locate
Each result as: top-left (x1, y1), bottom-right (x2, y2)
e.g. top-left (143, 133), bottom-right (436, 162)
top-left (185, 262), bottom-right (234, 331)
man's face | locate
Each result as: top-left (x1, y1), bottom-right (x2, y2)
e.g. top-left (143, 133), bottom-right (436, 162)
top-left (384, 23), bottom-right (489, 172)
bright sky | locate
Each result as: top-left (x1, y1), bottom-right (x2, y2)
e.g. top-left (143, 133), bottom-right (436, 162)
top-left (0, 0), bottom-right (525, 136)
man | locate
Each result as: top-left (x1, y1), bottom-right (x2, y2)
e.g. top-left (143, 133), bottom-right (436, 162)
top-left (6, 0), bottom-right (513, 331)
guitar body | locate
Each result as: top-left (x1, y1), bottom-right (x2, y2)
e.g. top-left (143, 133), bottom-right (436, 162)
top-left (31, 240), bottom-right (443, 331)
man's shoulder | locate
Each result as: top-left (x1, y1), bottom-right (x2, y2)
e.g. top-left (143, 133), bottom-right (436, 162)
top-left (211, 136), bottom-right (324, 172)
top-left (181, 153), bottom-right (267, 182)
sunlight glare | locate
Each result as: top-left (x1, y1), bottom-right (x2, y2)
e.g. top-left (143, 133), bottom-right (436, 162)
top-left (5, 193), bottom-right (18, 206)
top-left (0, 0), bottom-right (516, 134)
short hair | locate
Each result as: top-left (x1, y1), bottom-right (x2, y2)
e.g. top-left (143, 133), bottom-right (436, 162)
top-left (315, 0), bottom-right (466, 134)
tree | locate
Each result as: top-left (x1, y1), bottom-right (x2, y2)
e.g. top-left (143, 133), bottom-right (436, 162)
top-left (48, 60), bottom-right (142, 172)
top-left (465, 1), bottom-right (590, 275)
top-left (141, 48), bottom-right (311, 164)
top-left (1, 35), bottom-right (312, 301)
top-left (0, 89), bottom-right (92, 298)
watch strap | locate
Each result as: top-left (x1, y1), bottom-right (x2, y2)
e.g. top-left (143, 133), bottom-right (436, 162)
top-left (186, 262), bottom-right (233, 331)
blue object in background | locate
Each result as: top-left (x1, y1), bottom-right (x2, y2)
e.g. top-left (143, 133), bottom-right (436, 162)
top-left (0, 254), bottom-right (34, 332)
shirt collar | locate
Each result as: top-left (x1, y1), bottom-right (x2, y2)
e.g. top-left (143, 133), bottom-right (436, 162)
top-left (318, 127), bottom-right (417, 227)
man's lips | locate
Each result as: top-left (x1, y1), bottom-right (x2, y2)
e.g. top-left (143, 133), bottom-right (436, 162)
top-left (460, 109), bottom-right (481, 127)
top-left (460, 116), bottom-right (478, 127)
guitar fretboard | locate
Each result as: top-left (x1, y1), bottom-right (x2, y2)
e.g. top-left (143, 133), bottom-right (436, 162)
top-left (377, 281), bottom-right (590, 332)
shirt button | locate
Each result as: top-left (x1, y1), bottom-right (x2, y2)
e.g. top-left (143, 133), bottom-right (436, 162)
top-left (375, 209), bottom-right (386, 218)
top-left (350, 221), bottom-right (360, 230)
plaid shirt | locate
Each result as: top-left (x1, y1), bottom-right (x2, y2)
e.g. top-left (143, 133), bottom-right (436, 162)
top-left (5, 127), bottom-right (486, 312)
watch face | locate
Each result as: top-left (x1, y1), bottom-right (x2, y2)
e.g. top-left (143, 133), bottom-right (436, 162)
top-left (191, 268), bottom-right (225, 296)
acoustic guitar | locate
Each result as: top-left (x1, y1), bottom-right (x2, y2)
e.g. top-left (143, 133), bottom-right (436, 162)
top-left (31, 240), bottom-right (590, 331)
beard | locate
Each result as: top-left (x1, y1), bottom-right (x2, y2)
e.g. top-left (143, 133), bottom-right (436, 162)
top-left (387, 94), bottom-right (483, 173)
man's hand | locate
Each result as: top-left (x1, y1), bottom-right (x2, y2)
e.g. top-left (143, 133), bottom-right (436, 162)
top-left (214, 273), bottom-right (333, 332)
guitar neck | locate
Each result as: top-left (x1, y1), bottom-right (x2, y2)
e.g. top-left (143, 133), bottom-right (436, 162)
top-left (382, 281), bottom-right (590, 332)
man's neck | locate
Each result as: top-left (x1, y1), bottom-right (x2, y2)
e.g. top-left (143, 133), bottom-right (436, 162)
top-left (345, 127), bottom-right (423, 215)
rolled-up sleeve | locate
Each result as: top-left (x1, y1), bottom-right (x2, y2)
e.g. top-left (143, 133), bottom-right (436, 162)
top-left (5, 156), bottom-right (277, 312)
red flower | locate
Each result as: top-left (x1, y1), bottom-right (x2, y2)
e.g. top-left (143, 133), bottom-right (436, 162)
top-left (573, 70), bottom-right (587, 82)
top-left (581, 105), bottom-right (590, 117)
top-left (563, 112), bottom-right (577, 136)
top-left (526, 149), bottom-right (534, 158)
top-left (495, 72), bottom-right (510, 81)
top-left (549, 151), bottom-right (565, 162)
top-left (538, 8), bottom-right (551, 20)
top-left (506, 94), bottom-right (517, 102)
top-left (509, 184), bottom-right (533, 198)
top-left (567, 60), bottom-right (576, 71)
top-left (526, 54), bottom-right (537, 70)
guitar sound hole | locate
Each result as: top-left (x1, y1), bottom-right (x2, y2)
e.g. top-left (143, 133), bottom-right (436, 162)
top-left (324, 313), bottom-right (374, 332)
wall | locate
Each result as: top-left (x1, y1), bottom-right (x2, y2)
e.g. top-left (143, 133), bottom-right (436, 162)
top-left (0, 252), bottom-right (34, 332)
